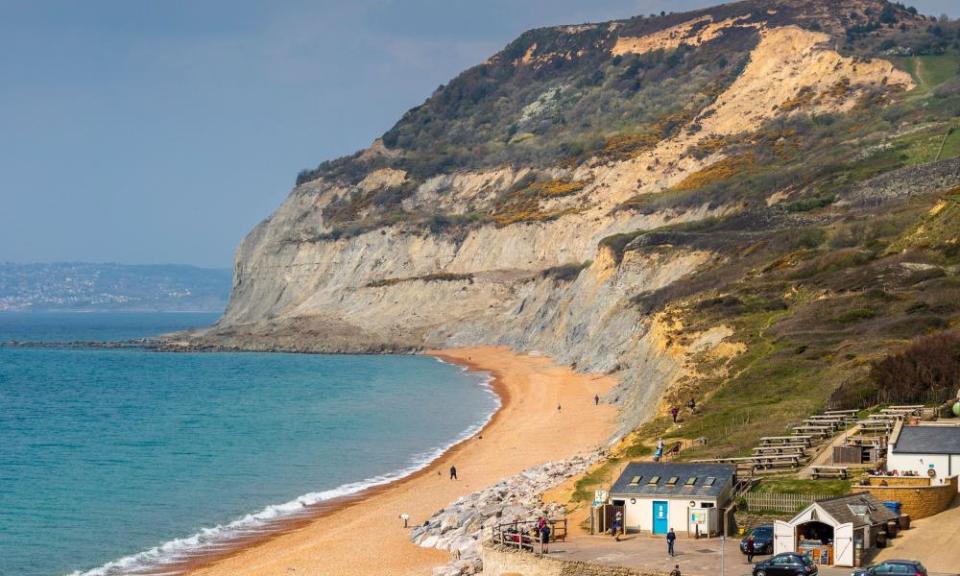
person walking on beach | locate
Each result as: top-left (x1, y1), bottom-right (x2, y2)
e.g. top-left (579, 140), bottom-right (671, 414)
top-left (667, 527), bottom-right (677, 556)
top-left (670, 406), bottom-right (679, 424)
top-left (400, 512), bottom-right (410, 528)
top-left (594, 393), bottom-right (600, 406)
top-left (746, 534), bottom-right (756, 563)
top-left (557, 403), bottom-right (562, 413)
top-left (449, 465), bottom-right (457, 480)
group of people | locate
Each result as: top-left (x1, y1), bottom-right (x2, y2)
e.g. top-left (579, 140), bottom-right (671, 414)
top-left (669, 397), bottom-right (697, 424)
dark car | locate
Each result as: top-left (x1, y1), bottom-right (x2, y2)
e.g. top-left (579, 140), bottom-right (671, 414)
top-left (741, 524), bottom-right (774, 555)
top-left (852, 560), bottom-right (928, 576)
top-left (753, 552), bottom-right (818, 576)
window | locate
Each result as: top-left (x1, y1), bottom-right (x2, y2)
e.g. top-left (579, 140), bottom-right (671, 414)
top-left (628, 475), bottom-right (642, 486)
top-left (648, 476), bottom-right (661, 485)
top-left (685, 477), bottom-right (697, 486)
top-left (667, 476), bottom-right (679, 486)
top-left (848, 504), bottom-right (869, 517)
top-left (704, 477), bottom-right (717, 487)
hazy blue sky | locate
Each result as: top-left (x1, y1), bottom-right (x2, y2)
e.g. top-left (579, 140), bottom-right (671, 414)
top-left (2, 1), bottom-right (957, 268)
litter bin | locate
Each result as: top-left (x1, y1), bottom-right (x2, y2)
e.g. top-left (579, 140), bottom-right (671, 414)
top-left (885, 519), bottom-right (900, 538)
top-left (898, 514), bottom-right (911, 530)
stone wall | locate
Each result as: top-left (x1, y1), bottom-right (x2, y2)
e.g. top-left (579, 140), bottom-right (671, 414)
top-left (481, 543), bottom-right (665, 576)
top-left (862, 476), bottom-right (930, 488)
top-left (852, 476), bottom-right (958, 519)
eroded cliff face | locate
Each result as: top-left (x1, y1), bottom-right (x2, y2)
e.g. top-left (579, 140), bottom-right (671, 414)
top-left (182, 3), bottom-right (926, 432)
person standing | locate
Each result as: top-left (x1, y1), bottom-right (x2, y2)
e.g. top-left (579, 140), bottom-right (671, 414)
top-left (687, 397), bottom-right (696, 413)
top-left (540, 522), bottom-right (551, 554)
top-left (670, 406), bottom-right (679, 424)
top-left (594, 393), bottom-right (600, 406)
top-left (612, 510), bottom-right (623, 541)
top-left (449, 465), bottom-right (457, 480)
top-left (667, 527), bottom-right (677, 556)
top-left (557, 403), bottom-right (562, 413)
top-left (746, 534), bottom-right (756, 563)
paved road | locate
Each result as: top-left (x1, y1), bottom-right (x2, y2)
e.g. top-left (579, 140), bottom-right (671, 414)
top-left (874, 497), bottom-right (960, 575)
top-left (550, 531), bottom-right (959, 576)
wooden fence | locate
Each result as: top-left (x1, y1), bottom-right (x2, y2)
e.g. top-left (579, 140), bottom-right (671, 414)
top-left (743, 492), bottom-right (831, 513)
top-left (490, 518), bottom-right (567, 556)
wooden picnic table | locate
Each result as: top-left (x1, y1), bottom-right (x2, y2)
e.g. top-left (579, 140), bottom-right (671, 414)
top-left (824, 409), bottom-right (859, 415)
top-left (762, 436), bottom-right (812, 447)
top-left (753, 446), bottom-right (806, 455)
top-left (793, 428), bottom-right (829, 438)
top-left (801, 421), bottom-right (842, 429)
top-left (752, 455), bottom-right (802, 470)
top-left (881, 408), bottom-right (917, 415)
top-left (807, 415), bottom-right (850, 422)
top-left (811, 465), bottom-right (849, 479)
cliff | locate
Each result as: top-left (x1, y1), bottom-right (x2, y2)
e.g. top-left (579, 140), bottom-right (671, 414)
top-left (176, 0), bottom-right (960, 437)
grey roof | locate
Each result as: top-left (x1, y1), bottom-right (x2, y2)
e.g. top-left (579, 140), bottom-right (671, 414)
top-left (893, 426), bottom-right (960, 455)
top-left (609, 462), bottom-right (735, 499)
top-left (813, 494), bottom-right (897, 529)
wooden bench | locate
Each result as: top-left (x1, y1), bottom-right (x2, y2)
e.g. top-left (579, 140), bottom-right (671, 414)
top-left (824, 409), bottom-right (859, 416)
top-left (811, 466), bottom-right (849, 480)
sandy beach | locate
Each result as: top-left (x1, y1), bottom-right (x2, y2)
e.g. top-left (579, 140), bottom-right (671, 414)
top-left (184, 346), bottom-right (617, 576)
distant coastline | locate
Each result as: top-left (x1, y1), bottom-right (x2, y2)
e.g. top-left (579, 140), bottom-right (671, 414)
top-left (0, 262), bottom-right (231, 313)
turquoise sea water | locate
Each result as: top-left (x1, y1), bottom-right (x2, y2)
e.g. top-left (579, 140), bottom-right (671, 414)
top-left (0, 313), bottom-right (497, 576)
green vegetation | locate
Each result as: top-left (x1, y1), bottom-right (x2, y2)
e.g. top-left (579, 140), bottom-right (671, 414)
top-left (751, 478), bottom-right (851, 497)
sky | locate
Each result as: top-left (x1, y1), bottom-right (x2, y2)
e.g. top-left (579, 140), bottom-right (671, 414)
top-left (1, 1), bottom-right (958, 268)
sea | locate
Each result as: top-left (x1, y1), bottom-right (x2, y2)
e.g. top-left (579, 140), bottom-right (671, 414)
top-left (0, 312), bottom-right (499, 576)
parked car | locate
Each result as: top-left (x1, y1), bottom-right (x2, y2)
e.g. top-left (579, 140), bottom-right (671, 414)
top-left (753, 553), bottom-right (818, 576)
top-left (852, 560), bottom-right (928, 576)
top-left (741, 524), bottom-right (774, 555)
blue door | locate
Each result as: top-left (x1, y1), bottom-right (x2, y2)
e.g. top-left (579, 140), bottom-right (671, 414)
top-left (653, 501), bottom-right (669, 535)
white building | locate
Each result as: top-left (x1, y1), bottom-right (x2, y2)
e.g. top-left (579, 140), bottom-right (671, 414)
top-left (608, 462), bottom-right (735, 537)
top-left (887, 424), bottom-right (960, 489)
top-left (774, 493), bottom-right (896, 567)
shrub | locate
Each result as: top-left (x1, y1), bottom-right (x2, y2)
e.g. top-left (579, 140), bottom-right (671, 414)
top-left (868, 330), bottom-right (960, 404)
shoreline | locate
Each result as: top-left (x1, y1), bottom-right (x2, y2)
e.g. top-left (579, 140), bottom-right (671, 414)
top-left (175, 346), bottom-right (617, 576)
top-left (75, 353), bottom-right (509, 576)
top-left (124, 351), bottom-right (507, 575)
